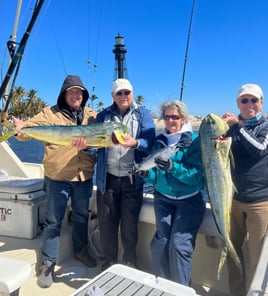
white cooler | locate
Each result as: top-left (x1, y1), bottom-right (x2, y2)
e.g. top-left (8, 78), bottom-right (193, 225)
top-left (0, 177), bottom-right (46, 239)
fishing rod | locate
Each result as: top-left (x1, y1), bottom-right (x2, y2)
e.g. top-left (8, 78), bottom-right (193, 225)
top-left (179, 0), bottom-right (196, 101)
top-left (0, 0), bottom-right (45, 122)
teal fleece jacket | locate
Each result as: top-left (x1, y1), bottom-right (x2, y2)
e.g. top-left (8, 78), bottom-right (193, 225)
top-left (144, 131), bottom-right (204, 198)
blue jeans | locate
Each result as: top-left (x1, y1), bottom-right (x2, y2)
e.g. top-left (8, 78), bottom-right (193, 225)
top-left (42, 176), bottom-right (93, 263)
top-left (151, 191), bottom-right (205, 286)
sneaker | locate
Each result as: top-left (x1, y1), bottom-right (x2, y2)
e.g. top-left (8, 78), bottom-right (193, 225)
top-left (75, 247), bottom-right (97, 268)
top-left (37, 260), bottom-right (55, 288)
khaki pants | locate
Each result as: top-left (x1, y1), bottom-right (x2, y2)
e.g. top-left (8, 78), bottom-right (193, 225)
top-left (227, 199), bottom-right (268, 296)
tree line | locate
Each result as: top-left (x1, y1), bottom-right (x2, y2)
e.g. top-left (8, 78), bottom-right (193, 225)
top-left (3, 86), bottom-right (149, 120)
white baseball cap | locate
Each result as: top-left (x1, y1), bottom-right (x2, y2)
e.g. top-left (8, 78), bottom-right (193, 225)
top-left (112, 79), bottom-right (133, 94)
top-left (237, 83), bottom-right (263, 99)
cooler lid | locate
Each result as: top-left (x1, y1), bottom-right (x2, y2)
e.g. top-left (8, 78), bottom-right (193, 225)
top-left (0, 177), bottom-right (44, 194)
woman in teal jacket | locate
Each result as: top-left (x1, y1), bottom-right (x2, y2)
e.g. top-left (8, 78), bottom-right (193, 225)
top-left (140, 100), bottom-right (205, 286)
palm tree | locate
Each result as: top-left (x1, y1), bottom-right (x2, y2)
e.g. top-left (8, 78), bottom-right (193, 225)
top-left (9, 86), bottom-right (27, 119)
top-left (7, 86), bottom-right (47, 119)
top-left (96, 101), bottom-right (105, 113)
top-left (135, 95), bottom-right (145, 106)
top-left (30, 96), bottom-right (47, 116)
top-left (89, 94), bottom-right (98, 109)
top-left (25, 89), bottom-right (37, 117)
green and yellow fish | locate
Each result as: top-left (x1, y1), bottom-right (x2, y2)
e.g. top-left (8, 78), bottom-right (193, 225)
top-left (0, 120), bottom-right (128, 148)
top-left (199, 113), bottom-right (241, 279)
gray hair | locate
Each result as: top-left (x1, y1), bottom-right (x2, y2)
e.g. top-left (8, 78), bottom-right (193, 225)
top-left (159, 100), bottom-right (189, 122)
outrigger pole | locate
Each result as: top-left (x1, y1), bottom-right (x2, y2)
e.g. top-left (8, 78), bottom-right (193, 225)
top-left (1, 0), bottom-right (22, 113)
top-left (179, 0), bottom-right (196, 101)
top-left (0, 0), bottom-right (45, 122)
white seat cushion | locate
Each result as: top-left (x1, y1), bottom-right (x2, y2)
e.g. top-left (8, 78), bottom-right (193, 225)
top-left (0, 257), bottom-right (32, 293)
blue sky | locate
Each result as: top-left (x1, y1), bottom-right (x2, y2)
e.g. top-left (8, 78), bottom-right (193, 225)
top-left (1, 0), bottom-right (268, 117)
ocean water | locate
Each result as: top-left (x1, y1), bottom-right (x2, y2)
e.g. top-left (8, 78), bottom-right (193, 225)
top-left (8, 137), bottom-right (44, 163)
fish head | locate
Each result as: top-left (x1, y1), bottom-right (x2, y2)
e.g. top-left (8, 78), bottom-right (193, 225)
top-left (112, 123), bottom-right (129, 144)
top-left (199, 113), bottom-right (229, 140)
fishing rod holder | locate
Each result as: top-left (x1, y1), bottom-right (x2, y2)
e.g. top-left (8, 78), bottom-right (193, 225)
top-left (7, 40), bottom-right (18, 58)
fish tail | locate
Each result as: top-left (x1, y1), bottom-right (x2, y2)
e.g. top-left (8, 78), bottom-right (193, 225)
top-left (217, 239), bottom-right (242, 280)
top-left (0, 121), bottom-right (16, 142)
top-left (217, 244), bottom-right (227, 280)
top-left (227, 238), bottom-right (242, 270)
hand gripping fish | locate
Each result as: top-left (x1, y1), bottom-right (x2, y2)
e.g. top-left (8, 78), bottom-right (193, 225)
top-left (0, 120), bottom-right (128, 148)
top-left (199, 113), bottom-right (241, 279)
top-left (132, 141), bottom-right (179, 173)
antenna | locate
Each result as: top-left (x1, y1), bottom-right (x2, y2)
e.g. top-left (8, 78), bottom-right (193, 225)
top-left (179, 0), bottom-right (196, 101)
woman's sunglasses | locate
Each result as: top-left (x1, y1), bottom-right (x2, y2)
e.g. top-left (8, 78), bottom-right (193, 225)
top-left (164, 115), bottom-right (181, 120)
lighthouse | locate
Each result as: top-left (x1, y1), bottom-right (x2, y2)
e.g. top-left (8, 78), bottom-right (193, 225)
top-left (113, 33), bottom-right (129, 80)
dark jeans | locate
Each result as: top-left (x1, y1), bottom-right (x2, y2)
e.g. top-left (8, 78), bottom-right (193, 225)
top-left (97, 173), bottom-right (143, 264)
top-left (42, 176), bottom-right (93, 263)
top-left (151, 191), bottom-right (205, 286)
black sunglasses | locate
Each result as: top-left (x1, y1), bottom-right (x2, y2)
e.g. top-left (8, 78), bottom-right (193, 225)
top-left (164, 115), bottom-right (181, 120)
top-left (240, 98), bottom-right (260, 104)
top-left (116, 90), bottom-right (131, 96)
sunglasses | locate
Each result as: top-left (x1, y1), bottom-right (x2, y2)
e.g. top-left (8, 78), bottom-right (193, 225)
top-left (240, 98), bottom-right (260, 104)
top-left (115, 90), bottom-right (131, 96)
top-left (164, 115), bottom-right (181, 120)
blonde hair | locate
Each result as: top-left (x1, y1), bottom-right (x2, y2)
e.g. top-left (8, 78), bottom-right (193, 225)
top-left (159, 100), bottom-right (188, 122)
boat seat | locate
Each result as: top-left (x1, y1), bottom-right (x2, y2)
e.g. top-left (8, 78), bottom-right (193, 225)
top-left (0, 257), bottom-right (32, 296)
top-left (0, 177), bottom-right (44, 194)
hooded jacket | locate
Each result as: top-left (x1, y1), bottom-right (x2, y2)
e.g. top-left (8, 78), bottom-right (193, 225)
top-left (24, 75), bottom-right (96, 181)
top-left (144, 124), bottom-right (204, 199)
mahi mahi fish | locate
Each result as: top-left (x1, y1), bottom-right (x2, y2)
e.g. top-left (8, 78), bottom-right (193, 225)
top-left (0, 120), bottom-right (128, 148)
top-left (133, 142), bottom-right (179, 172)
top-left (199, 113), bottom-right (241, 279)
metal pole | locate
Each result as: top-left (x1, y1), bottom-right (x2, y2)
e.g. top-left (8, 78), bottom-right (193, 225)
top-left (179, 0), bottom-right (196, 101)
top-left (0, 0), bottom-right (45, 122)
top-left (2, 0), bottom-right (22, 108)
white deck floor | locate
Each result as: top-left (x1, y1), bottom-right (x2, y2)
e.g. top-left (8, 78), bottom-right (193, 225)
top-left (0, 221), bottom-right (230, 296)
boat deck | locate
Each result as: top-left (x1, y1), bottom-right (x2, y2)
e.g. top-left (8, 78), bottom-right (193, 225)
top-left (0, 221), bottom-right (101, 296)
top-left (0, 219), bottom-right (230, 296)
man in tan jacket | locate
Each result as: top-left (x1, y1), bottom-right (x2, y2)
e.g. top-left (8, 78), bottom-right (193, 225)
top-left (13, 75), bottom-right (97, 288)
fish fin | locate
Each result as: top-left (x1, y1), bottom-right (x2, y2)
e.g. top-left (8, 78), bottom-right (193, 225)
top-left (227, 238), bottom-right (242, 270)
top-left (156, 139), bottom-right (168, 147)
top-left (217, 238), bottom-right (242, 280)
top-left (229, 150), bottom-right (238, 193)
top-left (233, 183), bottom-right (238, 194)
top-left (217, 242), bottom-right (227, 280)
top-left (229, 150), bottom-right (235, 170)
top-left (131, 163), bottom-right (139, 173)
top-left (0, 121), bottom-right (16, 142)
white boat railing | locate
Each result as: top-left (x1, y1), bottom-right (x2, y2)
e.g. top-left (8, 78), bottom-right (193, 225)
top-left (247, 230), bottom-right (268, 296)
